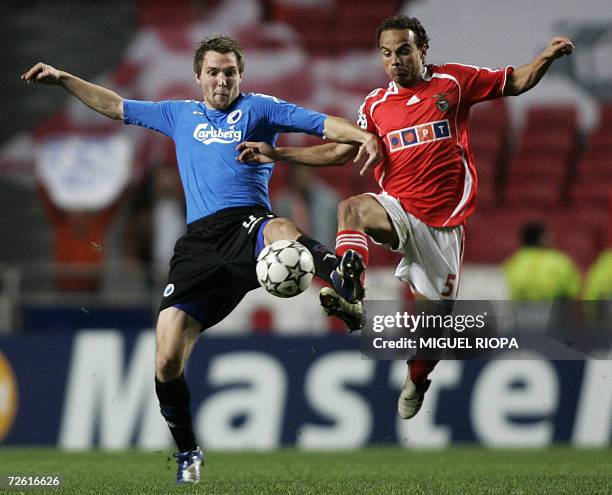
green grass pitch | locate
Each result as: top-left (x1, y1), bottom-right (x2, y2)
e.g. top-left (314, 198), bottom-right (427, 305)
top-left (0, 447), bottom-right (610, 494)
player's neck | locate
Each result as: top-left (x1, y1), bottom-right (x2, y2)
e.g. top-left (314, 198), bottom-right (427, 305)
top-left (396, 78), bottom-right (422, 90)
top-left (203, 95), bottom-right (239, 111)
top-left (396, 66), bottom-right (428, 90)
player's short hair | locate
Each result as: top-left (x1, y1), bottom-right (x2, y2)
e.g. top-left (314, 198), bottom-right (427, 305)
top-left (376, 16), bottom-right (430, 49)
top-left (522, 222), bottom-right (545, 247)
top-left (193, 36), bottom-right (245, 75)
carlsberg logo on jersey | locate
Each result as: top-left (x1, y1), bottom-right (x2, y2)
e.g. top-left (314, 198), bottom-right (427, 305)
top-left (387, 119), bottom-right (451, 153)
top-left (193, 123), bottom-right (242, 145)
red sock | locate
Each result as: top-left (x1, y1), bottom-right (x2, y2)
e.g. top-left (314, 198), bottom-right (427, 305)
top-left (409, 359), bottom-right (438, 384)
top-left (335, 230), bottom-right (369, 265)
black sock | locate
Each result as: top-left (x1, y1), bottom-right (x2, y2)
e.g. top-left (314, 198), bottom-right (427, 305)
top-left (155, 374), bottom-right (197, 453)
top-left (297, 234), bottom-right (337, 285)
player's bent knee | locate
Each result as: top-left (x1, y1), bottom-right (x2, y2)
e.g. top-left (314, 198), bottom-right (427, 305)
top-left (264, 217), bottom-right (301, 243)
top-left (155, 307), bottom-right (200, 381)
top-left (156, 352), bottom-right (184, 381)
top-left (338, 196), bottom-right (370, 227)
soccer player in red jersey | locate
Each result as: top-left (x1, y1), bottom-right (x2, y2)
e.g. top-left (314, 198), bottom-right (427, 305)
top-left (237, 16), bottom-right (574, 419)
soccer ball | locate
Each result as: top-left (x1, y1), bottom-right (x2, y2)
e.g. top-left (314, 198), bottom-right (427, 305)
top-left (256, 240), bottom-right (315, 297)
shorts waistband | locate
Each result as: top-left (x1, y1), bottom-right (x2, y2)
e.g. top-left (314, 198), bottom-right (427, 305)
top-left (187, 204), bottom-right (270, 232)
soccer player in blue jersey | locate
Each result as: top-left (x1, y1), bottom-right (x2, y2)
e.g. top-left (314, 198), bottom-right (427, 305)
top-left (22, 36), bottom-right (380, 484)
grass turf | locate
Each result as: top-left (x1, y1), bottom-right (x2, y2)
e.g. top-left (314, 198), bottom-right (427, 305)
top-left (0, 447), bottom-right (610, 494)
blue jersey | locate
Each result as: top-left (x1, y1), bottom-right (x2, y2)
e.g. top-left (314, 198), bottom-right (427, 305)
top-left (123, 93), bottom-right (326, 224)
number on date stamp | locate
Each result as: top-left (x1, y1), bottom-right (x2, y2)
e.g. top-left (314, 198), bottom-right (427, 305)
top-left (2, 475), bottom-right (62, 488)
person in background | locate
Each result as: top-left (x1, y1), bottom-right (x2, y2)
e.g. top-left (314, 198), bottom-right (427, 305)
top-left (125, 165), bottom-right (185, 289)
top-left (504, 222), bottom-right (582, 300)
top-left (580, 246), bottom-right (612, 327)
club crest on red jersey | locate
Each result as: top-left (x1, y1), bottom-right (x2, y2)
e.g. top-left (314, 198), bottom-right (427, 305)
top-left (434, 92), bottom-right (450, 112)
top-left (387, 120), bottom-right (451, 153)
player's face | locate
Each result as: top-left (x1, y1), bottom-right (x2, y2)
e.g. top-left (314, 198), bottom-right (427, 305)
top-left (379, 29), bottom-right (427, 88)
top-left (196, 51), bottom-right (242, 110)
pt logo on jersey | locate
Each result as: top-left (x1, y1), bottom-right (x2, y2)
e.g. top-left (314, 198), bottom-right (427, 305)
top-left (387, 120), bottom-right (451, 153)
top-left (193, 123), bottom-right (242, 145)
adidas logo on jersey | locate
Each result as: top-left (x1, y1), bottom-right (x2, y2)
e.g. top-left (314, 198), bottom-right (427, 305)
top-left (193, 123), bottom-right (242, 145)
top-left (387, 119), bottom-right (451, 153)
top-left (406, 95), bottom-right (421, 106)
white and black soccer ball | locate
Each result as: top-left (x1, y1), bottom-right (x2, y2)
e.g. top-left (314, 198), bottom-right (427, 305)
top-left (256, 240), bottom-right (315, 298)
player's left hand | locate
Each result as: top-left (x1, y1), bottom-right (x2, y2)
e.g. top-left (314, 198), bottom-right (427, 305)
top-left (354, 134), bottom-right (383, 176)
top-left (543, 37), bottom-right (575, 60)
top-left (236, 141), bottom-right (276, 163)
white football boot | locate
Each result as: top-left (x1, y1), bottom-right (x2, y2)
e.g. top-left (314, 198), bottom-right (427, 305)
top-left (174, 447), bottom-right (203, 484)
top-left (319, 287), bottom-right (366, 331)
top-left (398, 369), bottom-right (431, 419)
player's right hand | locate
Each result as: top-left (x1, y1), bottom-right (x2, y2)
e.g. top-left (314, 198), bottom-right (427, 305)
top-left (354, 134), bottom-right (383, 176)
top-left (20, 62), bottom-right (63, 85)
top-left (236, 141), bottom-right (277, 163)
top-left (543, 37), bottom-right (575, 60)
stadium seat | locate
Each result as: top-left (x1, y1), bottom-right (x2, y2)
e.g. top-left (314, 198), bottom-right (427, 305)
top-left (586, 128), bottom-right (612, 152)
top-left (333, 0), bottom-right (398, 51)
top-left (575, 153), bottom-right (612, 177)
top-left (476, 184), bottom-right (496, 211)
top-left (476, 159), bottom-right (499, 210)
top-left (270, 0), bottom-right (400, 55)
top-left (519, 128), bottom-right (576, 157)
top-left (504, 180), bottom-right (563, 208)
top-left (269, 163), bottom-right (289, 198)
top-left (550, 210), bottom-right (606, 269)
top-left (569, 172), bottom-right (612, 208)
top-left (598, 103), bottom-right (612, 126)
top-left (464, 212), bottom-right (521, 262)
top-left (136, 0), bottom-right (200, 26)
top-left (524, 104), bottom-right (578, 130)
top-left (503, 159), bottom-right (565, 208)
top-left (506, 151), bottom-right (568, 179)
top-left (470, 99), bottom-right (509, 131)
top-left (269, 2), bottom-right (334, 55)
top-left (551, 223), bottom-right (601, 269)
top-left (464, 208), bottom-right (547, 262)
top-left (317, 166), bottom-right (356, 198)
top-left (470, 127), bottom-right (506, 160)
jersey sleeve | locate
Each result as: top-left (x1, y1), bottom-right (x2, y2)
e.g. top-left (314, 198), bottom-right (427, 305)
top-left (123, 99), bottom-right (181, 138)
top-left (356, 90), bottom-right (380, 134)
top-left (444, 64), bottom-right (514, 105)
top-left (257, 94), bottom-right (326, 136)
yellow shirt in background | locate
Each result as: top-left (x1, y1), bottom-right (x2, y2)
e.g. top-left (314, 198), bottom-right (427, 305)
top-left (583, 249), bottom-right (612, 300)
top-left (503, 247), bottom-right (582, 300)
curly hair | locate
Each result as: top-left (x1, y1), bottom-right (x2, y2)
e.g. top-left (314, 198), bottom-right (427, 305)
top-left (376, 16), bottom-right (429, 49)
top-left (193, 35), bottom-right (245, 75)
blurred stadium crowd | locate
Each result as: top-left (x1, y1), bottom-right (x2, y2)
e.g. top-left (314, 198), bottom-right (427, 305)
top-left (0, 0), bottom-right (611, 333)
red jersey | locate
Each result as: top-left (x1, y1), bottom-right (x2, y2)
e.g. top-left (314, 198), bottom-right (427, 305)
top-left (358, 63), bottom-right (513, 227)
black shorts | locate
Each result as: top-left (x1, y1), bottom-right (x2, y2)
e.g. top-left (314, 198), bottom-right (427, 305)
top-left (159, 205), bottom-right (276, 329)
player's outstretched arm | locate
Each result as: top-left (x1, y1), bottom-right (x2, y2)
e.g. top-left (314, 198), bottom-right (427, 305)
top-left (21, 62), bottom-right (124, 120)
top-left (504, 37), bottom-right (575, 96)
top-left (236, 117), bottom-right (382, 174)
top-left (236, 141), bottom-right (357, 167)
top-left (323, 116), bottom-right (382, 175)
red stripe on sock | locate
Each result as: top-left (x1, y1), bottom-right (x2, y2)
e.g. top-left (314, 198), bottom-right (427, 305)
top-left (409, 359), bottom-right (438, 384)
top-left (335, 230), bottom-right (369, 265)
